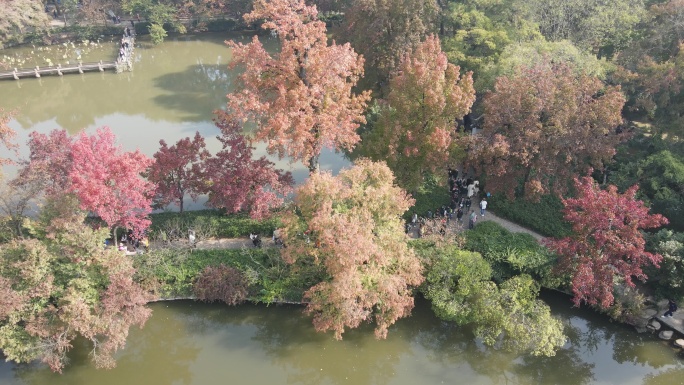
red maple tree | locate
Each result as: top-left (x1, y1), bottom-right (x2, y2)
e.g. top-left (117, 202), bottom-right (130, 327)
top-left (226, 0), bottom-right (371, 173)
top-left (148, 132), bottom-right (210, 213)
top-left (202, 111), bottom-right (294, 219)
top-left (17, 128), bottom-right (154, 240)
top-left (544, 174), bottom-right (668, 309)
top-left (69, 128), bottom-right (154, 239)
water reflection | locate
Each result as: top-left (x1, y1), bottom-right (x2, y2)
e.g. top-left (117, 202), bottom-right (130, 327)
top-left (0, 33), bottom-right (349, 195)
top-left (0, 297), bottom-right (682, 384)
top-left (0, 33), bottom-right (263, 132)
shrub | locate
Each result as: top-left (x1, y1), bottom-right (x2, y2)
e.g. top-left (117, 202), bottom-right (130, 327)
top-left (134, 21), bottom-right (152, 35)
top-left (488, 194), bottom-right (571, 238)
top-left (464, 221), bottom-right (556, 282)
top-left (205, 18), bottom-right (239, 32)
top-left (193, 265), bottom-right (249, 305)
top-left (133, 246), bottom-right (323, 303)
top-left (149, 210), bottom-right (280, 240)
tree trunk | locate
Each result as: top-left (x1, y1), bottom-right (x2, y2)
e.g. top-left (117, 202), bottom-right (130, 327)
top-left (522, 167), bottom-right (533, 197)
top-left (308, 153), bottom-right (320, 174)
top-left (113, 225), bottom-right (119, 247)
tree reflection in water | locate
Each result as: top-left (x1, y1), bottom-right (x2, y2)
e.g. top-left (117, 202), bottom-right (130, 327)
top-left (3, 294), bottom-right (684, 385)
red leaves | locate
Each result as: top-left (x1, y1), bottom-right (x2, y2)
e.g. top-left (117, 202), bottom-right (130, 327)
top-left (69, 128), bottom-right (153, 238)
top-left (544, 174), bottom-right (668, 309)
top-left (0, 108), bottom-right (16, 171)
top-left (203, 111), bottom-right (293, 219)
top-left (226, 0), bottom-right (371, 173)
top-left (471, 62), bottom-right (626, 200)
top-left (18, 128), bottom-right (154, 238)
top-left (148, 132), bottom-right (210, 213)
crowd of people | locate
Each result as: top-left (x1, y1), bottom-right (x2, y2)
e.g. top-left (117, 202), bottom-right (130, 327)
top-left (407, 168), bottom-right (489, 238)
top-left (117, 27), bottom-right (134, 63)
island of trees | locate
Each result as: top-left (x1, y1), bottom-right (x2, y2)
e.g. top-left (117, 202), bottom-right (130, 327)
top-left (2, 0), bottom-right (684, 374)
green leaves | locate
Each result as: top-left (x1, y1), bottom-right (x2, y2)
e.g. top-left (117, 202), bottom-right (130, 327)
top-left (421, 244), bottom-right (566, 356)
top-left (465, 221), bottom-right (556, 282)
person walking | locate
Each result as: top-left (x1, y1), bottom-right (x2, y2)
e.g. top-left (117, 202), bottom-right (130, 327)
top-left (480, 198), bottom-right (487, 216)
top-left (662, 299), bottom-right (678, 318)
top-left (456, 207), bottom-right (464, 223)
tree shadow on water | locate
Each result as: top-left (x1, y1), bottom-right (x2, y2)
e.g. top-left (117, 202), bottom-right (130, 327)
top-left (151, 63), bottom-right (236, 122)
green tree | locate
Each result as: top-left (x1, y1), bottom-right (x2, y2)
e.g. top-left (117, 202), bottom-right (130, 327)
top-left (518, 0), bottom-right (645, 56)
top-left (422, 245), bottom-right (566, 356)
top-left (122, 0), bottom-right (186, 44)
top-left (646, 229), bottom-right (684, 299)
top-left (611, 150), bottom-right (684, 230)
top-left (478, 39), bottom-right (612, 91)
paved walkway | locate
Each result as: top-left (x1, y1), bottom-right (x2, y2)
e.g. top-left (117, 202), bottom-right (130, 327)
top-left (479, 211), bottom-right (544, 240)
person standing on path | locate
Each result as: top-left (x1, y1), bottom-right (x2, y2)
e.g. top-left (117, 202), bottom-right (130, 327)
top-left (480, 198), bottom-right (487, 216)
top-left (468, 211), bottom-right (477, 229)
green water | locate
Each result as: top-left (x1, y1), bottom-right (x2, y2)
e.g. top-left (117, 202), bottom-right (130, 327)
top-left (0, 295), bottom-right (681, 385)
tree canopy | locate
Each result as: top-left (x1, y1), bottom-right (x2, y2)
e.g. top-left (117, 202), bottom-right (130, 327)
top-left (469, 61), bottom-right (625, 199)
top-left (226, 0), bottom-right (371, 173)
top-left (281, 159), bottom-right (423, 339)
top-left (0, 200), bottom-right (150, 372)
top-left (422, 245), bottom-right (566, 356)
top-left (358, 35), bottom-right (476, 190)
top-left (545, 174), bottom-right (668, 309)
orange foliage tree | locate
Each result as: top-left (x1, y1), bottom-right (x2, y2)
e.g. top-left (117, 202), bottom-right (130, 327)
top-left (359, 35), bottom-right (475, 190)
top-left (226, 0), bottom-right (371, 173)
top-left (281, 159), bottom-right (423, 339)
top-left (469, 62), bottom-right (626, 199)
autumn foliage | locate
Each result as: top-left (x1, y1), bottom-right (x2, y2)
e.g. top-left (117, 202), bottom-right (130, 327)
top-left (148, 132), bottom-right (210, 213)
top-left (545, 174), bottom-right (668, 309)
top-left (226, 0), bottom-right (371, 173)
top-left (0, 205), bottom-right (150, 372)
top-left (16, 128), bottom-right (154, 239)
top-left (281, 159), bottom-right (423, 339)
top-left (193, 265), bottom-right (249, 305)
top-left (470, 62), bottom-right (626, 199)
top-left (359, 35), bottom-right (475, 189)
top-left (0, 108), bottom-right (16, 172)
top-left (202, 111), bottom-right (294, 219)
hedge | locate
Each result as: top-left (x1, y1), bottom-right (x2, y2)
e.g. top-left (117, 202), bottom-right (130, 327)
top-left (488, 194), bottom-right (571, 238)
